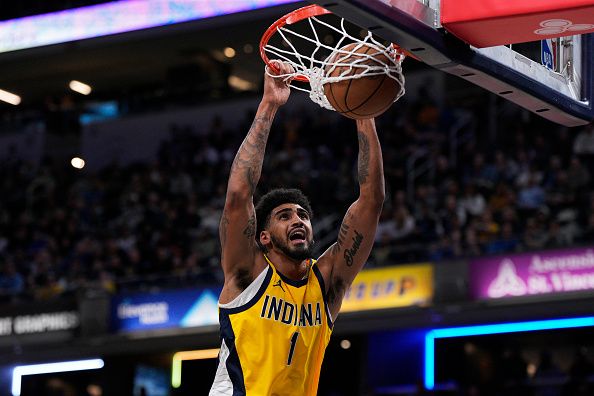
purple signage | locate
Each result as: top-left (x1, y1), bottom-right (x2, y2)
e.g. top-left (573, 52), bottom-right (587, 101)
top-left (470, 247), bottom-right (594, 299)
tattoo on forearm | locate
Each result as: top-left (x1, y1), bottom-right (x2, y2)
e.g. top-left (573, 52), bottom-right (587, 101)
top-left (243, 215), bottom-right (256, 239)
top-left (343, 230), bottom-right (364, 267)
top-left (231, 116), bottom-right (272, 194)
top-left (357, 132), bottom-right (370, 185)
top-left (332, 222), bottom-right (350, 254)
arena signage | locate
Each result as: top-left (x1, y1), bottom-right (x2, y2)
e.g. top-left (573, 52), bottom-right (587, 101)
top-left (340, 264), bottom-right (434, 312)
top-left (470, 247), bottom-right (594, 299)
top-left (0, 0), bottom-right (298, 54)
top-left (112, 288), bottom-right (220, 332)
top-left (0, 311), bottom-right (79, 336)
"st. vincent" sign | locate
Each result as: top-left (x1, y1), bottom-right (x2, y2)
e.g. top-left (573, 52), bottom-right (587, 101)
top-left (470, 247), bottom-right (594, 300)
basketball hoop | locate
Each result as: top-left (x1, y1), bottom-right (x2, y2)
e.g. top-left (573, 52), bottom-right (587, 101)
top-left (259, 5), bottom-right (406, 111)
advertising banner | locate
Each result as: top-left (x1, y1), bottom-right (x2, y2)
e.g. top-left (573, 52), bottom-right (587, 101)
top-left (112, 288), bottom-right (221, 332)
top-left (0, 299), bottom-right (80, 339)
top-left (441, 0), bottom-right (594, 47)
top-left (0, 311), bottom-right (79, 337)
top-left (340, 264), bottom-right (434, 312)
top-left (470, 247), bottom-right (594, 300)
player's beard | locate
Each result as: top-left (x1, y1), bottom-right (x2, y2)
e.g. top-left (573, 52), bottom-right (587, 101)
top-left (271, 234), bottom-right (315, 261)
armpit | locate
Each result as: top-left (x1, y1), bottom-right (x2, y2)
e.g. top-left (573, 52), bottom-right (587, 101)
top-left (327, 276), bottom-right (347, 306)
top-left (235, 267), bottom-right (253, 291)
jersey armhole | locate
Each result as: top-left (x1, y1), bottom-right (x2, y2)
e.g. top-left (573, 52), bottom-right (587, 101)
top-left (312, 263), bottom-right (334, 329)
top-left (219, 266), bottom-right (272, 314)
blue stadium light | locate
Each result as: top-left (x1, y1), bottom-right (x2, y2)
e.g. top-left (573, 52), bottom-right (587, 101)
top-left (12, 359), bottom-right (104, 396)
top-left (0, 0), bottom-right (299, 54)
top-left (424, 316), bottom-right (594, 390)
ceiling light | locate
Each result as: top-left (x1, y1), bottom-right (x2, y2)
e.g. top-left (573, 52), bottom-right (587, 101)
top-left (223, 47), bottom-right (236, 58)
top-left (340, 339), bottom-right (351, 349)
top-left (228, 75), bottom-right (257, 91)
top-left (69, 80), bottom-right (92, 95)
top-left (243, 44), bottom-right (253, 54)
top-left (71, 157), bottom-right (85, 169)
top-left (0, 89), bottom-right (21, 105)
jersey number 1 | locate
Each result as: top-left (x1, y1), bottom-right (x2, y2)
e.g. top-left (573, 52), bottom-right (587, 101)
top-left (287, 331), bottom-right (299, 365)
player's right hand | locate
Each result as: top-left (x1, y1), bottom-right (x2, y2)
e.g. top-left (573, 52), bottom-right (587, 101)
top-left (263, 60), bottom-right (294, 107)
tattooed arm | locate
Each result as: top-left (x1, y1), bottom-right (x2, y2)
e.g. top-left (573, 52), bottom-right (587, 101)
top-left (318, 119), bottom-right (385, 318)
top-left (218, 62), bottom-right (292, 303)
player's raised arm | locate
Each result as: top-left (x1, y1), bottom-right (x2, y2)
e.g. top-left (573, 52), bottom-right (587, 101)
top-left (319, 118), bottom-right (385, 318)
top-left (218, 62), bottom-right (292, 303)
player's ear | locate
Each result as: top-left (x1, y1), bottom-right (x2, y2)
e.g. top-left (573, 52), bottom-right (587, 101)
top-left (260, 230), bottom-right (271, 246)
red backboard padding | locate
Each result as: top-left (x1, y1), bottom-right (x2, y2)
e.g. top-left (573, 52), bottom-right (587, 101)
top-left (441, 0), bottom-right (594, 47)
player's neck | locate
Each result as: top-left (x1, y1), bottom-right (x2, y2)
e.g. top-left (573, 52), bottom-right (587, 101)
top-left (264, 251), bottom-right (310, 281)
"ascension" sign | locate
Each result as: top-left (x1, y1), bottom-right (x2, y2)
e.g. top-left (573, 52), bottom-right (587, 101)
top-left (470, 247), bottom-right (594, 299)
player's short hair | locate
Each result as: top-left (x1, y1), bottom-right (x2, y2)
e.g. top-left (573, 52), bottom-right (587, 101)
top-left (255, 188), bottom-right (313, 237)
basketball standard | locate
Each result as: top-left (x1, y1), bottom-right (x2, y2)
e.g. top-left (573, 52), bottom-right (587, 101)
top-left (308, 0), bottom-right (593, 127)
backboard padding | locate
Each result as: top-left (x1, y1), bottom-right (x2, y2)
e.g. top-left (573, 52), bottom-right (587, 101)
top-left (313, 0), bottom-right (593, 126)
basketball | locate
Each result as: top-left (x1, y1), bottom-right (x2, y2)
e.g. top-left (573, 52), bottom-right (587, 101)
top-left (323, 43), bottom-right (402, 120)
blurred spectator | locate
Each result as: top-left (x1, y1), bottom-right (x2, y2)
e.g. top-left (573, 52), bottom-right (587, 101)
top-left (460, 183), bottom-right (487, 218)
top-left (561, 347), bottom-right (594, 396)
top-left (474, 209), bottom-right (499, 244)
top-left (517, 176), bottom-right (545, 211)
top-left (438, 194), bottom-right (467, 236)
top-left (572, 124), bottom-right (594, 164)
top-left (484, 222), bottom-right (519, 255)
top-left (0, 261), bottom-right (25, 297)
top-left (375, 206), bottom-right (416, 244)
top-left (523, 216), bottom-right (550, 250)
top-left (533, 350), bottom-right (564, 396)
top-left (567, 157), bottom-right (590, 193)
top-left (498, 346), bottom-right (529, 396)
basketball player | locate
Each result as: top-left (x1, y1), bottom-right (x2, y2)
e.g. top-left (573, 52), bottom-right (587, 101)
top-left (210, 61), bottom-right (385, 395)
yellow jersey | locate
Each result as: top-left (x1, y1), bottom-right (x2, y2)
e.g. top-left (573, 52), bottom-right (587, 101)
top-left (210, 255), bottom-right (333, 395)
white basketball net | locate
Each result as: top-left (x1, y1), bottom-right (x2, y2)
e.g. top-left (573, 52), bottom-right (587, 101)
top-left (263, 15), bottom-right (405, 111)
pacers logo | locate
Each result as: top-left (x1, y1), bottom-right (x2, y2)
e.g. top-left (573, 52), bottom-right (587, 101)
top-left (535, 19), bottom-right (594, 35)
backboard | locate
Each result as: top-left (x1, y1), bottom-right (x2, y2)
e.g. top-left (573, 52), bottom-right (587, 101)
top-left (310, 0), bottom-right (593, 126)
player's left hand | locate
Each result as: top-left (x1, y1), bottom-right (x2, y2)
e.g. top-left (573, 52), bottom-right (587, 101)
top-left (263, 60), bottom-right (294, 107)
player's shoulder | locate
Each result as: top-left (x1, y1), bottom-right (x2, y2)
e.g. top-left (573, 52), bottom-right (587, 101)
top-left (311, 254), bottom-right (332, 292)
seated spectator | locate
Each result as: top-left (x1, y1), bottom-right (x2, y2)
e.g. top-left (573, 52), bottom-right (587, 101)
top-left (0, 261), bottom-right (25, 296)
top-left (429, 229), bottom-right (463, 261)
top-left (578, 211), bottom-right (594, 243)
top-left (460, 183), bottom-right (487, 218)
top-left (375, 205), bottom-right (416, 244)
top-left (438, 194), bottom-right (467, 236)
top-left (498, 346), bottom-right (529, 395)
top-left (572, 124), bottom-right (594, 166)
top-left (464, 224), bottom-right (483, 257)
top-left (414, 203), bottom-right (440, 243)
top-left (517, 176), bottom-right (545, 211)
top-left (475, 208), bottom-right (500, 244)
top-left (485, 222), bottom-right (520, 255)
top-left (546, 170), bottom-right (576, 213)
top-left (523, 217), bottom-right (549, 250)
top-left (488, 182), bottom-right (515, 214)
top-left (567, 156), bottom-right (590, 194)
top-left (533, 350), bottom-right (564, 396)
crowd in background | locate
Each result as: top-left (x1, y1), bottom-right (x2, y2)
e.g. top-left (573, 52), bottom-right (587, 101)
top-left (0, 93), bottom-right (593, 302)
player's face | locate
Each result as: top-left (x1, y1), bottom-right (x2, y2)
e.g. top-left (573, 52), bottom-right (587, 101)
top-left (265, 203), bottom-right (314, 261)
